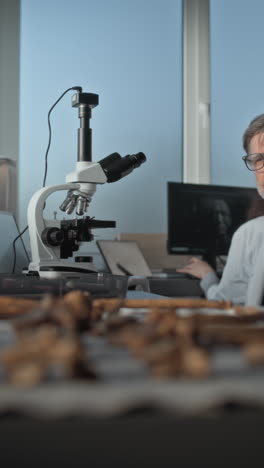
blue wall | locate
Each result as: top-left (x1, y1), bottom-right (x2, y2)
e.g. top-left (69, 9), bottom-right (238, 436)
top-left (19, 0), bottom-right (183, 252)
top-left (210, 0), bottom-right (264, 188)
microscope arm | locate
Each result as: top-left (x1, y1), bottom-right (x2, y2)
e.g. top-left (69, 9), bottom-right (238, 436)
top-left (28, 183), bottom-right (80, 268)
top-left (28, 160), bottom-right (108, 265)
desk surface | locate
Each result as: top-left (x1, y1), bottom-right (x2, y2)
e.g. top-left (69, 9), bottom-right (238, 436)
top-left (1, 412), bottom-right (264, 467)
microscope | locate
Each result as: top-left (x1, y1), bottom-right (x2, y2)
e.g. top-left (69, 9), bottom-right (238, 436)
top-left (27, 88), bottom-right (146, 278)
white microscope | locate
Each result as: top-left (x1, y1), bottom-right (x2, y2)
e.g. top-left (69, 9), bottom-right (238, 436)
top-left (27, 89), bottom-right (146, 278)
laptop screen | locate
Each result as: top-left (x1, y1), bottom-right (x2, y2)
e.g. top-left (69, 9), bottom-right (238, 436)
top-left (97, 240), bottom-right (152, 277)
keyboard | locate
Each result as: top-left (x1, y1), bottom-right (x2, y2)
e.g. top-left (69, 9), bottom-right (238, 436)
top-left (148, 275), bottom-right (203, 297)
top-left (151, 271), bottom-right (198, 280)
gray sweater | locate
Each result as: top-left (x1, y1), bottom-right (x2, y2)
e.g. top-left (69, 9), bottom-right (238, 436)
top-left (200, 216), bottom-right (264, 305)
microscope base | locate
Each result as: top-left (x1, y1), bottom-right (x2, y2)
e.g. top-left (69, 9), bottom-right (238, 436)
top-left (27, 262), bottom-right (98, 279)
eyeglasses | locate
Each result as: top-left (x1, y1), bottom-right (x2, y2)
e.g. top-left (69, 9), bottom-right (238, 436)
top-left (242, 153), bottom-right (264, 171)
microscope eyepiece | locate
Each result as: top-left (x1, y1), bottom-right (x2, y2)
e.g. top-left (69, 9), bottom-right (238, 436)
top-left (99, 152), bottom-right (146, 183)
top-left (128, 152), bottom-right (146, 167)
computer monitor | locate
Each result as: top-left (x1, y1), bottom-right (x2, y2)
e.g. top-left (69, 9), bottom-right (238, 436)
top-left (167, 182), bottom-right (258, 268)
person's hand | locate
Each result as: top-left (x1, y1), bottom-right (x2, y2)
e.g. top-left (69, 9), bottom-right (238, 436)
top-left (177, 257), bottom-right (215, 279)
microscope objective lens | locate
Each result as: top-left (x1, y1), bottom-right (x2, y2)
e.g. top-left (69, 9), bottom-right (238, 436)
top-left (65, 198), bottom-right (76, 214)
top-left (76, 196), bottom-right (87, 216)
top-left (59, 192), bottom-right (75, 212)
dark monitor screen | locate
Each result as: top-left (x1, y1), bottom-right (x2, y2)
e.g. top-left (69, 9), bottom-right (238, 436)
top-left (167, 182), bottom-right (258, 261)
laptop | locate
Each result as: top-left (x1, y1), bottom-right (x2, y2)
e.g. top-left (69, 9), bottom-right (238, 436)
top-left (97, 240), bottom-right (152, 276)
top-left (96, 239), bottom-right (203, 297)
top-left (96, 240), bottom-right (190, 278)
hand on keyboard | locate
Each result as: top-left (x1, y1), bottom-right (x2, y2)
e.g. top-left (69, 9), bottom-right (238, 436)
top-left (170, 272), bottom-right (198, 280)
top-left (161, 270), bottom-right (199, 280)
top-left (176, 257), bottom-right (215, 279)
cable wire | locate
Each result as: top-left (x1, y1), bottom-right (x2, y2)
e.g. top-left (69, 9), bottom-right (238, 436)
top-left (12, 86), bottom-right (81, 273)
top-left (42, 86), bottom-right (81, 188)
top-left (12, 225), bottom-right (30, 274)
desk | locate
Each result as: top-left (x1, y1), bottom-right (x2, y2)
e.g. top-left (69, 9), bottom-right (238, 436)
top-left (0, 412), bottom-right (264, 467)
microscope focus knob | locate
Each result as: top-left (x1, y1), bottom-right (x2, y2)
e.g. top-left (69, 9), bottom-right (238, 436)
top-left (41, 227), bottom-right (64, 246)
